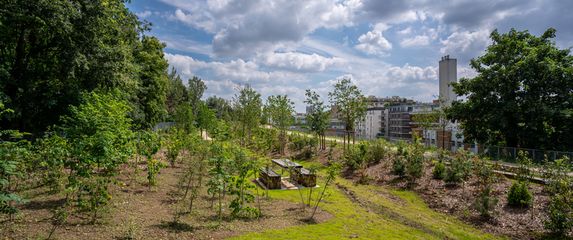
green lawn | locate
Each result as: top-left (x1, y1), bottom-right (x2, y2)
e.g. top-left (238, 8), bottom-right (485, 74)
top-left (232, 177), bottom-right (501, 240)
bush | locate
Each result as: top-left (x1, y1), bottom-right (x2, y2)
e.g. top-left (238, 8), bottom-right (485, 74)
top-left (392, 145), bottom-right (406, 177)
top-left (343, 144), bottom-right (367, 171)
top-left (365, 140), bottom-right (386, 166)
top-left (444, 151), bottom-right (472, 185)
top-left (474, 158), bottom-right (497, 218)
top-left (507, 181), bottom-right (532, 208)
top-left (475, 187), bottom-right (497, 218)
top-left (432, 161), bottom-right (446, 180)
top-left (405, 145), bottom-right (424, 184)
top-left (544, 156), bottom-right (573, 235)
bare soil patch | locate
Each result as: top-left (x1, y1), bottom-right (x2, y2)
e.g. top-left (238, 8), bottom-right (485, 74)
top-left (1, 158), bottom-right (332, 240)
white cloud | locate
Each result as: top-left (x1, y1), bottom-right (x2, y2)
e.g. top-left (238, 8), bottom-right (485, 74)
top-left (400, 35), bottom-right (430, 47)
top-left (440, 29), bottom-right (491, 60)
top-left (355, 29), bottom-right (392, 55)
top-left (255, 52), bottom-right (344, 72)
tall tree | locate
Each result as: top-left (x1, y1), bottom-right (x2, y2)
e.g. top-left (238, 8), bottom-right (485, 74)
top-left (206, 95), bottom-right (232, 121)
top-left (0, 0), bottom-right (142, 134)
top-left (328, 78), bottom-right (367, 149)
top-left (447, 28), bottom-right (573, 150)
top-left (304, 90), bottom-right (330, 150)
top-left (133, 36), bottom-right (169, 129)
top-left (188, 76), bottom-right (207, 118)
top-left (265, 95), bottom-right (295, 155)
top-left (166, 67), bottom-right (188, 119)
top-left (233, 85), bottom-right (262, 146)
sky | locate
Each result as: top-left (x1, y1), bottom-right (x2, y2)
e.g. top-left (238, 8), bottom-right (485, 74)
top-left (127, 0), bottom-right (573, 112)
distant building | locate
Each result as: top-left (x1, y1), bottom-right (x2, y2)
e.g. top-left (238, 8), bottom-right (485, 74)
top-left (439, 55), bottom-right (457, 107)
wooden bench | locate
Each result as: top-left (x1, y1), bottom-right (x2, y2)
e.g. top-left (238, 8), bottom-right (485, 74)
top-left (291, 167), bottom-right (317, 187)
top-left (259, 167), bottom-right (281, 189)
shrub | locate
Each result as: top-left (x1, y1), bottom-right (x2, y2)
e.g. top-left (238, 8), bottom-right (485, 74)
top-left (432, 161), bottom-right (446, 180)
top-left (405, 145), bottom-right (424, 184)
top-left (544, 156), bottom-right (573, 235)
top-left (507, 181), bottom-right (532, 208)
top-left (392, 155), bottom-right (406, 177)
top-left (474, 158), bottom-right (497, 218)
top-left (365, 140), bottom-right (386, 166)
top-left (343, 144), bottom-right (367, 171)
top-left (444, 150), bottom-right (472, 185)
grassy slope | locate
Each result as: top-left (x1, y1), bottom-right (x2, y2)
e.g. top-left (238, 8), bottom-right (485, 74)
top-left (233, 176), bottom-right (501, 240)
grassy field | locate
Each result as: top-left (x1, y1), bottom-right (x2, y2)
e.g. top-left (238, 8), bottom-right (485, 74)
top-left (233, 176), bottom-right (501, 240)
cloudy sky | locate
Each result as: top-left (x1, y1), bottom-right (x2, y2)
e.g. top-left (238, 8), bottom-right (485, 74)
top-left (128, 0), bottom-right (573, 112)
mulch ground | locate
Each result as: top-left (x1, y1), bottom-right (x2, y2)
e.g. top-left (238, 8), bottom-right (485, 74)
top-left (0, 157), bottom-right (331, 240)
top-left (354, 157), bottom-right (558, 239)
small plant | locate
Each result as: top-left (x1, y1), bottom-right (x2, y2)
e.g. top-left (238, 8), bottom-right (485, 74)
top-left (365, 140), bottom-right (386, 166)
top-left (343, 144), bottom-right (367, 171)
top-left (207, 143), bottom-right (231, 222)
top-left (405, 144), bottom-right (425, 185)
top-left (544, 156), bottom-right (573, 236)
top-left (432, 161), bottom-right (446, 180)
top-left (392, 144), bottom-right (406, 177)
top-left (507, 181), bottom-right (532, 208)
top-left (147, 158), bottom-right (164, 188)
top-left (473, 158), bottom-right (497, 218)
top-left (309, 163), bottom-right (340, 220)
top-left (47, 206), bottom-right (69, 240)
top-left (444, 150), bottom-right (472, 186)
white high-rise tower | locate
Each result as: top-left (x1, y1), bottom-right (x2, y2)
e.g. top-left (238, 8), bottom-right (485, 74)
top-left (439, 55), bottom-right (457, 107)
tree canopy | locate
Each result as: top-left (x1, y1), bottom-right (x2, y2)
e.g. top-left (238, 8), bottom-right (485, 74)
top-left (329, 78), bottom-right (367, 147)
top-left (447, 28), bottom-right (573, 150)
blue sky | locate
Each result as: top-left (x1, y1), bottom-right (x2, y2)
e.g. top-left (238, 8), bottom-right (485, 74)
top-left (127, 0), bottom-right (573, 112)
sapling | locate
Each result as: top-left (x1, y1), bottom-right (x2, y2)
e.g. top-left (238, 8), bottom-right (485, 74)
top-left (507, 151), bottom-right (533, 208)
top-left (473, 157), bottom-right (497, 218)
top-left (543, 156), bottom-right (573, 236)
top-left (309, 163), bottom-right (340, 220)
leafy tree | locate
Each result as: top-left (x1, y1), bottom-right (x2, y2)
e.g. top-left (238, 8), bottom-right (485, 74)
top-left (59, 92), bottom-right (134, 222)
top-left (228, 149), bottom-right (258, 218)
top-left (265, 95), bottom-right (295, 155)
top-left (447, 28), bottom-right (573, 150)
top-left (206, 96), bottom-right (232, 121)
top-left (233, 85), bottom-right (262, 146)
top-left (188, 76), bottom-right (207, 118)
top-left (166, 67), bottom-right (188, 118)
top-left (207, 143), bottom-right (232, 222)
top-left (174, 104), bottom-right (195, 133)
top-left (196, 102), bottom-right (217, 135)
top-left (0, 0), bottom-right (143, 134)
top-left (36, 133), bottom-right (69, 193)
top-left (133, 36), bottom-right (169, 129)
top-left (328, 78), bottom-right (367, 149)
top-left (305, 90), bottom-right (330, 150)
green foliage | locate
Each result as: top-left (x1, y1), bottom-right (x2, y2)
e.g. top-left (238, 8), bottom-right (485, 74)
top-left (0, 0), bottom-right (163, 134)
top-left (188, 76), bottom-right (207, 117)
top-left (166, 67), bottom-right (189, 118)
top-left (174, 104), bottom-right (194, 133)
top-left (343, 144), bottom-right (367, 171)
top-left (206, 96), bottom-right (233, 121)
top-left (197, 102), bottom-right (217, 134)
top-left (207, 143), bottom-right (232, 221)
top-left (444, 150), bottom-right (472, 185)
top-left (365, 140), bottom-right (387, 166)
top-left (544, 156), bottom-right (573, 235)
top-left (392, 144), bottom-right (407, 177)
top-left (447, 28), bottom-right (573, 150)
top-left (36, 134), bottom-right (69, 193)
top-left (432, 161), bottom-right (446, 180)
top-left (328, 77), bottom-right (367, 147)
top-left (228, 149), bottom-right (259, 218)
top-left (473, 158), bottom-right (497, 218)
top-left (405, 143), bottom-right (425, 184)
top-left (507, 181), bottom-right (532, 208)
top-left (165, 130), bottom-right (183, 167)
top-left (59, 92), bottom-right (134, 220)
top-left (0, 136), bottom-right (29, 216)
top-left (265, 95), bottom-right (295, 155)
top-left (133, 36), bottom-right (169, 129)
top-left (233, 85), bottom-right (262, 146)
top-left (304, 90), bottom-right (330, 149)
top-left (147, 158), bottom-right (164, 187)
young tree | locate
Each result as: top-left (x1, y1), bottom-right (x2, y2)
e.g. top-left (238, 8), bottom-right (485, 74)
top-left (196, 102), bottom-right (217, 136)
top-left (473, 157), bottom-right (498, 218)
top-left (188, 76), bottom-right (207, 118)
top-left (310, 163), bottom-right (340, 220)
top-left (447, 28), bottom-right (573, 150)
top-left (233, 85), bottom-right (262, 147)
top-left (265, 95), bottom-right (295, 155)
top-left (328, 78), bottom-right (367, 149)
top-left (207, 143), bottom-right (231, 222)
top-left (206, 96), bottom-right (233, 121)
top-left (60, 92), bottom-right (134, 222)
top-left (305, 90), bottom-right (330, 150)
top-left (544, 156), bottom-right (573, 236)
